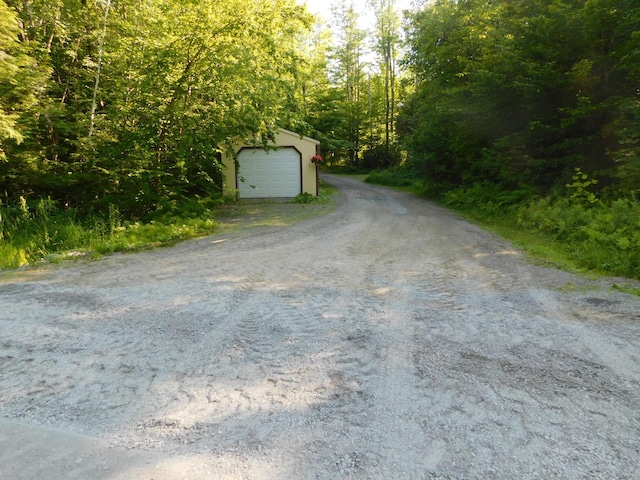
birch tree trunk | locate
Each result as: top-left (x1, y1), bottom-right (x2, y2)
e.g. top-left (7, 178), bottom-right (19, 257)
top-left (88, 0), bottom-right (111, 140)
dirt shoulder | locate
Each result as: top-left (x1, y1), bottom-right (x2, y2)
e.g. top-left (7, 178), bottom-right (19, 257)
top-left (1, 174), bottom-right (639, 479)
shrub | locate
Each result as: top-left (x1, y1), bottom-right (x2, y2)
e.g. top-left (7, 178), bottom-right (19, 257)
top-left (293, 193), bottom-right (318, 204)
top-left (366, 167), bottom-right (415, 187)
top-left (362, 144), bottom-right (403, 170)
top-left (516, 196), bottom-right (640, 278)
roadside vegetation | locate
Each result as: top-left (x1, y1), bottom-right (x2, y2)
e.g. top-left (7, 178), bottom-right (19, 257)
top-left (0, 184), bottom-right (336, 269)
top-left (445, 178), bottom-right (639, 281)
top-left (365, 168), bottom-right (640, 281)
top-left (364, 0), bottom-right (640, 281)
top-left (0, 196), bottom-right (222, 268)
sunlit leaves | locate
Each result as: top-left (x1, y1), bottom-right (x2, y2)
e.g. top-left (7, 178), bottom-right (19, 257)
top-left (1, 0), bottom-right (316, 215)
top-left (401, 0), bottom-right (640, 194)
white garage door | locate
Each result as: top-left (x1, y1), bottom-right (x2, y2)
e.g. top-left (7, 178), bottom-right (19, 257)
top-left (237, 147), bottom-right (301, 198)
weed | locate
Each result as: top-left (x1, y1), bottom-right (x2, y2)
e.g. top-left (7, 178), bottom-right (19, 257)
top-left (567, 168), bottom-right (600, 206)
top-left (611, 283), bottom-right (640, 297)
top-left (293, 193), bottom-right (318, 204)
top-left (0, 197), bottom-right (221, 269)
top-left (0, 183), bottom-right (337, 270)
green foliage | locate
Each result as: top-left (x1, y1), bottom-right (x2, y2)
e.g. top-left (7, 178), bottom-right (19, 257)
top-left (93, 216), bottom-right (217, 255)
top-left (444, 182), bottom-right (536, 216)
top-left (293, 193), bottom-right (319, 204)
top-left (293, 183), bottom-right (335, 204)
top-left (385, 0), bottom-right (640, 280)
top-left (0, 195), bottom-right (222, 269)
top-left (362, 144), bottom-right (403, 170)
top-left (366, 167), bottom-right (415, 187)
top-left (516, 196), bottom-right (640, 278)
top-left (1, 0), bottom-right (315, 218)
top-left (308, 0), bottom-right (409, 170)
top-left (324, 3), bottom-right (368, 167)
top-left (367, 162), bottom-right (640, 279)
top-left (0, 198), bottom-right (108, 267)
top-left (611, 283), bottom-right (640, 297)
top-left (566, 168), bottom-right (600, 206)
top-left (400, 0), bottom-right (640, 196)
top-left (0, 0), bottom-right (49, 163)
top-left (0, 182), bottom-right (339, 269)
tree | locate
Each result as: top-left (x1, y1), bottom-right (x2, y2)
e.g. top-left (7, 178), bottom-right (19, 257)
top-left (369, 0), bottom-right (401, 152)
top-left (329, 1), bottom-right (369, 167)
top-left (0, 0), bottom-right (49, 194)
top-left (0, 1), bottom-right (26, 151)
top-left (1, 0), bottom-right (316, 215)
top-left (298, 20), bottom-right (344, 159)
top-left (399, 0), bottom-right (640, 195)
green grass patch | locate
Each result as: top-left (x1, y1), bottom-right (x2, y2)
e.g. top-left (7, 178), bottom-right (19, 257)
top-left (92, 217), bottom-right (218, 255)
top-left (557, 282), bottom-right (600, 294)
top-left (366, 169), bottom-right (640, 283)
top-left (441, 185), bottom-right (640, 281)
top-left (218, 183), bottom-right (338, 231)
top-left (0, 184), bottom-right (338, 270)
top-left (0, 196), bottom-right (223, 269)
top-left (611, 283), bottom-right (640, 296)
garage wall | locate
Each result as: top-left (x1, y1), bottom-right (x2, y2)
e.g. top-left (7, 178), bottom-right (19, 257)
top-left (221, 128), bottom-right (320, 199)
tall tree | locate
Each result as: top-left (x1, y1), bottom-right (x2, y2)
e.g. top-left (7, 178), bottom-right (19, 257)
top-left (369, 0), bottom-right (400, 151)
top-left (2, 0), bottom-right (315, 214)
top-left (330, 1), bottom-right (368, 166)
top-left (0, 0), bottom-right (49, 193)
top-left (400, 0), bottom-right (640, 195)
top-left (0, 1), bottom-right (28, 154)
top-left (298, 20), bottom-right (339, 152)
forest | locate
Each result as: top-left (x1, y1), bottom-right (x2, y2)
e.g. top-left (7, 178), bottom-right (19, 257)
top-left (1, 0), bottom-right (639, 278)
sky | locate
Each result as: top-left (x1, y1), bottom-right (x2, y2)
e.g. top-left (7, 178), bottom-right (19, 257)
top-left (299, 0), bottom-right (418, 30)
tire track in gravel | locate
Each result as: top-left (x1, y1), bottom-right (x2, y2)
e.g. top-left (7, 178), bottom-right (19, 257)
top-left (1, 174), bottom-right (640, 479)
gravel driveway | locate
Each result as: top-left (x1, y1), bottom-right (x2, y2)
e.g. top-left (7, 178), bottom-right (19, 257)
top-left (1, 174), bottom-right (639, 479)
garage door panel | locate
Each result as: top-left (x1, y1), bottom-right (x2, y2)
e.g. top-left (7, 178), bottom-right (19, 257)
top-left (237, 148), bottom-right (301, 198)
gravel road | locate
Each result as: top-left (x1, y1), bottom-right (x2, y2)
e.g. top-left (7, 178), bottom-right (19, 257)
top-left (1, 174), bottom-right (639, 479)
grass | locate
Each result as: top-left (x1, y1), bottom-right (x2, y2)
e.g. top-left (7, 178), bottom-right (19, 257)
top-left (362, 171), bottom-right (640, 286)
top-left (0, 184), bottom-right (338, 270)
top-left (216, 185), bottom-right (337, 232)
top-left (611, 283), bottom-right (640, 296)
top-left (451, 204), bottom-right (639, 282)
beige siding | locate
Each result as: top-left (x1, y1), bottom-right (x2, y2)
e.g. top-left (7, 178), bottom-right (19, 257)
top-left (221, 128), bottom-right (320, 198)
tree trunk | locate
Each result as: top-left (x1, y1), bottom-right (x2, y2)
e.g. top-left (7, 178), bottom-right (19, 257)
top-left (88, 0), bottom-right (112, 140)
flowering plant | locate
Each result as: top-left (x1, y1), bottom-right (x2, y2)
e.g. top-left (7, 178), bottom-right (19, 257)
top-left (311, 155), bottom-right (323, 164)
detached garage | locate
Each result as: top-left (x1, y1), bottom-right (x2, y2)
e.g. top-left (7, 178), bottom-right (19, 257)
top-left (221, 128), bottom-right (321, 199)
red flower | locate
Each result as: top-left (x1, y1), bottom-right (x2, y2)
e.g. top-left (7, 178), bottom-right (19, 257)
top-left (311, 155), bottom-right (323, 164)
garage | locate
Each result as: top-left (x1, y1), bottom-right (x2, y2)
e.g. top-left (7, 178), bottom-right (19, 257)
top-left (237, 147), bottom-right (301, 198)
top-left (221, 128), bottom-right (321, 199)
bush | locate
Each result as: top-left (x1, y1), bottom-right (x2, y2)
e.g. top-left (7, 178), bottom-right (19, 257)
top-left (0, 195), bottom-right (221, 269)
top-left (293, 193), bottom-right (318, 204)
top-left (443, 182), bottom-right (536, 223)
top-left (366, 167), bottom-right (416, 187)
top-left (516, 196), bottom-right (640, 278)
top-left (362, 144), bottom-right (403, 170)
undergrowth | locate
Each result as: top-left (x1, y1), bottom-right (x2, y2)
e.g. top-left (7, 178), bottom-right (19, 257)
top-left (0, 185), bottom-right (337, 270)
top-left (514, 196), bottom-right (640, 278)
top-left (292, 184), bottom-right (336, 204)
top-left (367, 169), bottom-right (640, 280)
top-left (366, 167), bottom-right (421, 189)
top-left (0, 196), bottom-right (224, 269)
